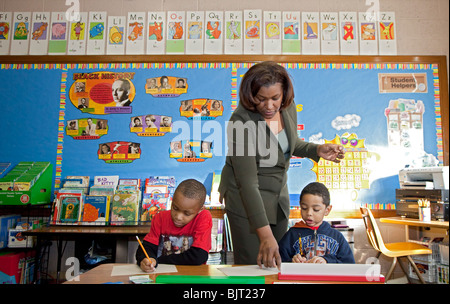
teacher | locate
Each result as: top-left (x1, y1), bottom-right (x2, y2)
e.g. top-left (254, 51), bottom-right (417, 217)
top-left (219, 61), bottom-right (345, 268)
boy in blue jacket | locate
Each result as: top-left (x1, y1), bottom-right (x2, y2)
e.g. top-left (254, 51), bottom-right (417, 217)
top-left (278, 182), bottom-right (355, 264)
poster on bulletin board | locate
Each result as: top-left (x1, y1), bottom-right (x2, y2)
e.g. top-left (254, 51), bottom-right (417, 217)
top-left (0, 57), bottom-right (445, 212)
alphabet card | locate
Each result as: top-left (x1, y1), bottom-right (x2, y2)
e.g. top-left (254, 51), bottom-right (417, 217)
top-left (67, 12), bottom-right (88, 55)
top-left (378, 12), bottom-right (397, 55)
top-left (166, 11), bottom-right (185, 54)
top-left (339, 12), bottom-right (358, 55)
top-left (29, 12), bottom-right (50, 55)
top-left (204, 11), bottom-right (223, 54)
top-left (147, 11), bottom-right (165, 54)
top-left (359, 12), bottom-right (378, 55)
top-left (224, 11), bottom-right (242, 54)
top-left (86, 11), bottom-right (107, 55)
top-left (186, 11), bottom-right (204, 54)
top-left (0, 12), bottom-right (12, 55)
top-left (126, 12), bottom-right (145, 54)
top-left (282, 11), bottom-right (301, 54)
top-left (320, 12), bottom-right (339, 55)
top-left (243, 9), bottom-right (262, 54)
top-left (10, 12), bottom-right (31, 55)
top-left (301, 12), bottom-right (320, 55)
top-left (48, 12), bottom-right (69, 55)
top-left (263, 11), bottom-right (281, 54)
top-left (106, 16), bottom-right (125, 54)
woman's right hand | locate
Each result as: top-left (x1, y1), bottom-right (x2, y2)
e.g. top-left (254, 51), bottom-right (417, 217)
top-left (256, 225), bottom-right (282, 269)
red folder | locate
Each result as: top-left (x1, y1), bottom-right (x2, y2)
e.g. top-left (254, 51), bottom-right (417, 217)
top-left (278, 273), bottom-right (385, 283)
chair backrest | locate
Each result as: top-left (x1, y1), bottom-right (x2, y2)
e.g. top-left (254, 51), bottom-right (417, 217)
top-left (360, 207), bottom-right (387, 253)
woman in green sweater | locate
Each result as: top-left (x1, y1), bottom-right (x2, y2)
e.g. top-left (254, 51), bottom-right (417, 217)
top-left (219, 61), bottom-right (345, 269)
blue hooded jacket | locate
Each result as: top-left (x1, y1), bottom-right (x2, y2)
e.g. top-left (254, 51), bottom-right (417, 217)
top-left (278, 220), bottom-right (355, 263)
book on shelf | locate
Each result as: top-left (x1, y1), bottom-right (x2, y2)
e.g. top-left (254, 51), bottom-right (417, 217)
top-left (145, 176), bottom-right (176, 194)
top-left (81, 195), bottom-right (110, 225)
top-left (140, 192), bottom-right (172, 223)
top-left (93, 175), bottom-right (119, 188)
top-left (55, 190), bottom-right (84, 225)
top-left (210, 217), bottom-right (223, 252)
top-left (110, 193), bottom-right (139, 225)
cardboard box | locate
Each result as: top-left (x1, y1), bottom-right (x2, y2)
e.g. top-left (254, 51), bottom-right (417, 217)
top-left (0, 215), bottom-right (20, 249)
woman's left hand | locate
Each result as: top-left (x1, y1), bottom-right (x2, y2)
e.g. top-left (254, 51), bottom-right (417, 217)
top-left (317, 144), bottom-right (345, 163)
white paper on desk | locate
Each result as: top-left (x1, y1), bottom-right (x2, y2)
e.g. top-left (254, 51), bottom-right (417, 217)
top-left (111, 264), bottom-right (177, 276)
top-left (218, 265), bottom-right (278, 277)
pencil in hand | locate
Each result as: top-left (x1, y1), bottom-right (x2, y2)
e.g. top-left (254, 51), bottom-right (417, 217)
top-left (136, 236), bottom-right (156, 272)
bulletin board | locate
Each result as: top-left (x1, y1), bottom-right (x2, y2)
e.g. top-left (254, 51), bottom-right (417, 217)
top-left (0, 55), bottom-right (448, 211)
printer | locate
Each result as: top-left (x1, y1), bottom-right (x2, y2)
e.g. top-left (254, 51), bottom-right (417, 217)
top-left (398, 166), bottom-right (448, 190)
top-left (397, 166), bottom-right (449, 220)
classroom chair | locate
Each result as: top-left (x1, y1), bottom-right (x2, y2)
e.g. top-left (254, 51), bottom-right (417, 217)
top-left (360, 207), bottom-right (432, 284)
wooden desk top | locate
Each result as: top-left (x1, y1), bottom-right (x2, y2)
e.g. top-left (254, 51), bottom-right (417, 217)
top-left (380, 216), bottom-right (449, 229)
top-left (63, 263), bottom-right (383, 285)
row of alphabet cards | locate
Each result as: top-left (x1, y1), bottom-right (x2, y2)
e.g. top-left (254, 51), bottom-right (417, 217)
top-left (0, 10), bottom-right (396, 56)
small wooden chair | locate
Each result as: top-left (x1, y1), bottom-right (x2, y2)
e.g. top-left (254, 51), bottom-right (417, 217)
top-left (360, 207), bottom-right (432, 284)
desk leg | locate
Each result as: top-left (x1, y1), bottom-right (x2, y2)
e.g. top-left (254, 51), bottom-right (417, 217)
top-left (56, 237), bottom-right (65, 284)
top-left (115, 238), bottom-right (128, 263)
top-left (405, 224), bottom-right (409, 241)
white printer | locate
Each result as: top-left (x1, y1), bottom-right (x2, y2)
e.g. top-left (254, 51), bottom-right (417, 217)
top-left (398, 166), bottom-right (449, 190)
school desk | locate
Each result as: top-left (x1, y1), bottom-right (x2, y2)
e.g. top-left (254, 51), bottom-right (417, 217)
top-left (380, 216), bottom-right (449, 241)
top-left (24, 225), bottom-right (151, 283)
top-left (63, 263), bottom-right (384, 284)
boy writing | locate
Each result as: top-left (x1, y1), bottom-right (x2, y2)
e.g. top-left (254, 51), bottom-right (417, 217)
top-left (278, 182), bottom-right (355, 264)
top-left (136, 179), bottom-right (212, 272)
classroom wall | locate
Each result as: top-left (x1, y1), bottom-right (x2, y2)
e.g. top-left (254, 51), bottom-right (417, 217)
top-left (1, 0), bottom-right (449, 75)
top-left (1, 0), bottom-right (447, 281)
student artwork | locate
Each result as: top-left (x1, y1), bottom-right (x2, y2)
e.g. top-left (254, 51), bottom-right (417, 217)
top-left (204, 11), bottom-right (223, 54)
top-left (169, 140), bottom-right (212, 162)
top-left (179, 98), bottom-right (223, 120)
top-left (86, 11), bottom-right (106, 55)
top-left (145, 76), bottom-right (188, 97)
top-left (312, 133), bottom-right (372, 190)
top-left (384, 98), bottom-right (425, 151)
top-left (0, 12), bottom-right (12, 55)
top-left (243, 9), bottom-right (262, 54)
top-left (10, 12), bottom-right (31, 55)
top-left (301, 12), bottom-right (320, 55)
top-left (129, 114), bottom-right (172, 136)
top-left (98, 141), bottom-right (141, 163)
top-left (66, 118), bottom-right (108, 139)
top-left (69, 71), bottom-right (136, 114)
top-left (224, 11), bottom-right (242, 54)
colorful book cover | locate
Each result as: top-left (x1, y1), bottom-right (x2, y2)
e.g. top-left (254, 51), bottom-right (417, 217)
top-left (147, 11), bottom-right (165, 54)
top-left (126, 12), bottom-right (145, 54)
top-left (166, 11), bottom-right (185, 54)
top-left (140, 192), bottom-right (172, 223)
top-left (0, 12), bottom-right (12, 55)
top-left (67, 12), bottom-right (88, 55)
top-left (89, 185), bottom-right (115, 197)
top-left (243, 9), bottom-right (262, 54)
top-left (81, 195), bottom-right (110, 225)
top-left (110, 193), bottom-right (139, 225)
top-left (86, 11), bottom-right (106, 55)
top-left (10, 12), bottom-right (31, 55)
top-left (64, 175), bottom-right (90, 187)
top-left (145, 176), bottom-right (176, 194)
top-left (339, 12), bottom-right (358, 55)
top-left (57, 194), bottom-right (83, 224)
top-left (93, 175), bottom-right (119, 188)
top-left (186, 11), bottom-right (204, 54)
top-left (204, 11), bottom-right (223, 54)
top-left (48, 12), bottom-right (69, 55)
top-left (106, 15), bottom-right (125, 54)
top-left (29, 12), bottom-right (50, 55)
top-left (282, 11), bottom-right (300, 54)
top-left (263, 11), bottom-right (281, 54)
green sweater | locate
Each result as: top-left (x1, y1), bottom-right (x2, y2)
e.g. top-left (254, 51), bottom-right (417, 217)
top-left (219, 101), bottom-right (320, 230)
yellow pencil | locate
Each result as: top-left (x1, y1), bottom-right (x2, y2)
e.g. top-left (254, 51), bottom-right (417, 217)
top-left (136, 236), bottom-right (151, 261)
